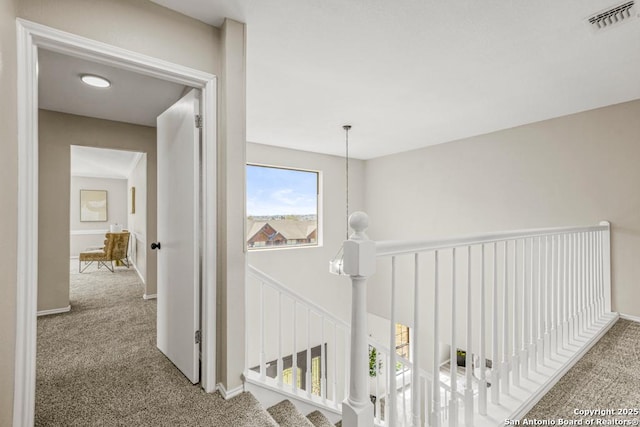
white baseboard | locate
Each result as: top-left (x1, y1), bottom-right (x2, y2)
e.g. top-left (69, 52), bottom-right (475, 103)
top-left (132, 261), bottom-right (146, 285)
top-left (37, 305), bottom-right (71, 317)
top-left (510, 312), bottom-right (619, 420)
top-left (620, 313), bottom-right (640, 323)
top-left (217, 382), bottom-right (244, 400)
top-left (143, 293), bottom-right (157, 300)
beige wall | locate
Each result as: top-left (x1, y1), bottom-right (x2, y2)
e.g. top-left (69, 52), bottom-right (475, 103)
top-left (364, 99), bottom-right (640, 320)
top-left (0, 0), bottom-right (19, 422)
top-left (39, 110), bottom-right (157, 310)
top-left (3, 1), bottom-right (242, 419)
top-left (247, 142), bottom-right (365, 323)
top-left (217, 18), bottom-right (247, 392)
top-left (128, 155), bottom-right (148, 287)
top-left (17, 0), bottom-right (220, 75)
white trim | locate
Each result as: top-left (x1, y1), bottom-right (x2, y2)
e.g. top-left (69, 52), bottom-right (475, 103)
top-left (244, 372), bottom-right (342, 416)
top-left (201, 78), bottom-right (217, 393)
top-left (132, 261), bottom-right (146, 285)
top-left (620, 313), bottom-right (640, 323)
top-left (126, 152), bottom-right (144, 179)
top-left (14, 19), bottom-right (39, 427)
top-left (376, 223), bottom-right (609, 257)
top-left (71, 172), bottom-right (128, 180)
top-left (131, 231), bottom-right (146, 245)
top-left (70, 229), bottom-right (109, 236)
top-left (509, 313), bottom-right (619, 420)
top-left (37, 305), bottom-right (71, 317)
top-left (217, 382), bottom-right (245, 400)
top-left (15, 19), bottom-right (217, 427)
top-left (143, 293), bottom-right (157, 300)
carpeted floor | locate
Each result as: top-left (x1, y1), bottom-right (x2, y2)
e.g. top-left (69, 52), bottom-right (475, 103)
top-left (526, 319), bottom-right (640, 421)
top-left (37, 261), bottom-right (639, 426)
top-left (35, 261), bottom-right (277, 426)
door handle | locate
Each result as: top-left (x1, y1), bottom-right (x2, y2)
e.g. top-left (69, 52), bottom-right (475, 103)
top-left (150, 242), bottom-right (161, 250)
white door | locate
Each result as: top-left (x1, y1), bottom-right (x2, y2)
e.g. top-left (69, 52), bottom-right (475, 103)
top-left (155, 89), bottom-right (201, 384)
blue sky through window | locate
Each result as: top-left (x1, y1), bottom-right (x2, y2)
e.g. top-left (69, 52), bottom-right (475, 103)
top-left (246, 165), bottom-right (318, 217)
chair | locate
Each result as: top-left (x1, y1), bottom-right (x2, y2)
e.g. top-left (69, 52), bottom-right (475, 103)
top-left (79, 231), bottom-right (130, 273)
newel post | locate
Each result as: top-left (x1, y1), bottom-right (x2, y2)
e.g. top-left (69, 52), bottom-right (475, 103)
top-left (342, 212), bottom-right (375, 427)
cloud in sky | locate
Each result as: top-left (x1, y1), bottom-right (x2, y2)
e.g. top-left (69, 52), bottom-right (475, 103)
top-left (246, 165), bottom-right (318, 216)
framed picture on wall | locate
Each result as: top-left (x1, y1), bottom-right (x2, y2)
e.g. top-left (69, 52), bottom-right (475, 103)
top-left (80, 189), bottom-right (108, 222)
top-left (130, 186), bottom-right (136, 214)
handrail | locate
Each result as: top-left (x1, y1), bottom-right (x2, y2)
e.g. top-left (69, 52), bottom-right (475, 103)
top-left (376, 223), bottom-right (608, 257)
top-left (247, 264), bottom-right (349, 329)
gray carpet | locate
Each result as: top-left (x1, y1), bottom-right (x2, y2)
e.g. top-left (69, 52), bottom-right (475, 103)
top-left (267, 400), bottom-right (314, 427)
top-left (526, 319), bottom-right (640, 420)
top-left (40, 261), bottom-right (635, 425)
top-left (35, 261), bottom-right (277, 426)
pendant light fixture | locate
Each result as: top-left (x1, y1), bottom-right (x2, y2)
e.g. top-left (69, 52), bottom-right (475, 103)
top-left (329, 124), bottom-right (352, 276)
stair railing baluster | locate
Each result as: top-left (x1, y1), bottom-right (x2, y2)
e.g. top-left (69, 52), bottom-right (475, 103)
top-left (479, 244), bottom-right (487, 416)
top-left (432, 250), bottom-right (441, 427)
top-left (412, 252), bottom-right (421, 427)
top-left (277, 291), bottom-right (283, 387)
top-left (513, 240), bottom-right (520, 387)
top-left (260, 281), bottom-right (266, 381)
top-left (464, 245), bottom-right (473, 427)
top-left (449, 247), bottom-right (458, 427)
top-left (491, 242), bottom-right (500, 405)
top-left (389, 256), bottom-right (398, 426)
top-left (501, 241), bottom-right (509, 394)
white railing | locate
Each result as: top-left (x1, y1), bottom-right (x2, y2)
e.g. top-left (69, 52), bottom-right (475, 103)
top-left (245, 265), bottom-right (351, 412)
top-left (245, 213), bottom-right (615, 427)
top-left (343, 212), bottom-right (616, 427)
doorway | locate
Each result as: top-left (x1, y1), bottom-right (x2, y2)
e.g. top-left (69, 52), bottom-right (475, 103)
top-left (15, 19), bottom-right (218, 426)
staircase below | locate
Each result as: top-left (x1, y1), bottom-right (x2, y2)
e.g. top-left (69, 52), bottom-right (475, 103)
top-left (267, 399), bottom-right (340, 426)
top-left (229, 392), bottom-right (341, 427)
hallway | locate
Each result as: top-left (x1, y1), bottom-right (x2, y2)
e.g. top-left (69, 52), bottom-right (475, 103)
top-left (35, 261), bottom-right (274, 426)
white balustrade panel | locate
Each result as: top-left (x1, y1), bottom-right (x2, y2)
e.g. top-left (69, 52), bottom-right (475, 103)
top-left (366, 221), bottom-right (613, 427)
top-left (245, 219), bottom-right (614, 427)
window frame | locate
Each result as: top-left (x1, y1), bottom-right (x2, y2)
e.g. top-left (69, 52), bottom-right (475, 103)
top-left (246, 163), bottom-right (322, 251)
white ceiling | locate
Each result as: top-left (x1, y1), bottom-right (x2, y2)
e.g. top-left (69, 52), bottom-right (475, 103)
top-left (38, 49), bottom-right (187, 127)
top-left (152, 0), bottom-right (640, 159)
top-left (71, 146), bottom-right (142, 179)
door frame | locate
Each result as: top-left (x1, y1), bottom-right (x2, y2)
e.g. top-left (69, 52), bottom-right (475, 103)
top-left (14, 19), bottom-right (218, 427)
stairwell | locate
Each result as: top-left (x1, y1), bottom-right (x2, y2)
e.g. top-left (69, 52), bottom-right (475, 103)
top-left (228, 393), bottom-right (342, 427)
top-left (244, 213), bottom-right (617, 427)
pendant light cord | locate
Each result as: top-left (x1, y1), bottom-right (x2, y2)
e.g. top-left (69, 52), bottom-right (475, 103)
top-left (343, 125), bottom-right (351, 240)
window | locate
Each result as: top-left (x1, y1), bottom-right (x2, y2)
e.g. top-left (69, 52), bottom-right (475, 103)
top-left (311, 356), bottom-right (321, 396)
top-left (282, 367), bottom-right (302, 388)
top-left (395, 323), bottom-right (410, 359)
top-left (246, 164), bottom-right (319, 250)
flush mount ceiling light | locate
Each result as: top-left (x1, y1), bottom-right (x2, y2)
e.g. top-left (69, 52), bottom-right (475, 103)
top-left (80, 74), bottom-right (111, 88)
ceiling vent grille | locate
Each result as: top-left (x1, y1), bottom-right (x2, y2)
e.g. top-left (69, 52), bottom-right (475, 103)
top-left (588, 1), bottom-right (635, 28)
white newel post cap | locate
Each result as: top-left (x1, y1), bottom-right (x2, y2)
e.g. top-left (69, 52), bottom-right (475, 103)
top-left (343, 212), bottom-right (376, 277)
top-left (349, 211), bottom-right (369, 240)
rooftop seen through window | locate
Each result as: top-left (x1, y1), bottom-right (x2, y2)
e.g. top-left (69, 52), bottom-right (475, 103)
top-left (246, 164), bottom-right (319, 250)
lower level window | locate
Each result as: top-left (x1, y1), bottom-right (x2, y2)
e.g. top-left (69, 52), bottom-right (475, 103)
top-left (396, 323), bottom-right (410, 359)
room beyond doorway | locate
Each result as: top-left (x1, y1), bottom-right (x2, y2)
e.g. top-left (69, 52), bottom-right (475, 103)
top-left (70, 146), bottom-right (148, 294)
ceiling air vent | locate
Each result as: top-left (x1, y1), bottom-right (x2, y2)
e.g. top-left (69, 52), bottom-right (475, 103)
top-left (588, 1), bottom-right (635, 29)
